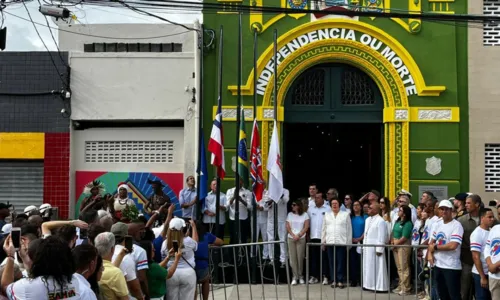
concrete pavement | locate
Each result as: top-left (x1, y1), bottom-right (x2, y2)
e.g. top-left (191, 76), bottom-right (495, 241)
top-left (208, 284), bottom-right (422, 300)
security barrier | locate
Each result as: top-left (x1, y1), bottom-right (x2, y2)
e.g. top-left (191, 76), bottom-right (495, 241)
top-left (207, 240), bottom-right (293, 300)
top-left (306, 242), bottom-right (431, 300)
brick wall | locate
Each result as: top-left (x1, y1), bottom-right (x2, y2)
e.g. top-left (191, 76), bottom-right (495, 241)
top-left (0, 52), bottom-right (71, 218)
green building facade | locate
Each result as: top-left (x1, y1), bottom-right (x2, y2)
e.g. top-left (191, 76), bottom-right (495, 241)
top-left (202, 0), bottom-right (469, 202)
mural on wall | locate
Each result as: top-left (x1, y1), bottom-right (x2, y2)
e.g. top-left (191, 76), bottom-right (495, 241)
top-left (75, 171), bottom-right (184, 219)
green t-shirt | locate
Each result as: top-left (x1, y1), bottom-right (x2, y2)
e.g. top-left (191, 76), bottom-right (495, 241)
top-left (393, 220), bottom-right (413, 239)
top-left (147, 262), bottom-right (169, 298)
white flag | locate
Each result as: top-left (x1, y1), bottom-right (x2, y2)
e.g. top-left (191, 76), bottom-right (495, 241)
top-left (266, 121), bottom-right (283, 202)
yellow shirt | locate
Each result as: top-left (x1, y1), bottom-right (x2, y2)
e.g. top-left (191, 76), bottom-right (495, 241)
top-left (99, 260), bottom-right (129, 300)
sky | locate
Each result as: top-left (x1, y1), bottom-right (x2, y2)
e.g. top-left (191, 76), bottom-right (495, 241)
top-left (1, 0), bottom-right (201, 51)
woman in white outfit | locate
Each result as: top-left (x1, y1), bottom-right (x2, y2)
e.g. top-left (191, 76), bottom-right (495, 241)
top-left (286, 200), bottom-right (310, 285)
top-left (161, 218), bottom-right (198, 300)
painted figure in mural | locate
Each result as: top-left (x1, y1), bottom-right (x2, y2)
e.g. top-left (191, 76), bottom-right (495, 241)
top-left (144, 179), bottom-right (171, 226)
top-left (109, 182), bottom-right (136, 222)
top-left (80, 180), bottom-right (106, 212)
top-left (144, 179), bottom-right (171, 213)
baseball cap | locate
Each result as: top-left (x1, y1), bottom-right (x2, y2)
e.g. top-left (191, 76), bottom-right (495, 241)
top-left (111, 222), bottom-right (128, 237)
top-left (1, 224), bottom-right (12, 234)
top-left (439, 199), bottom-right (454, 209)
top-left (0, 203), bottom-right (11, 210)
top-left (398, 189), bottom-right (413, 198)
top-left (168, 217), bottom-right (186, 231)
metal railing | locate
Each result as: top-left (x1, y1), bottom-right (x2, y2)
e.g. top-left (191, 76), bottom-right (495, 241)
top-left (205, 241), bottom-right (435, 300)
top-left (306, 242), bottom-right (431, 300)
top-left (207, 240), bottom-right (292, 300)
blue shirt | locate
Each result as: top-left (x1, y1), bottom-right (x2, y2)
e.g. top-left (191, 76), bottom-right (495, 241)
top-left (153, 235), bottom-right (165, 263)
top-left (351, 215), bottom-right (366, 239)
top-left (194, 233), bottom-right (216, 270)
top-left (179, 188), bottom-right (197, 219)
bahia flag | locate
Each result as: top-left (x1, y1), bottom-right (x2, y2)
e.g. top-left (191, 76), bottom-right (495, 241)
top-left (208, 98), bottom-right (226, 179)
top-left (197, 132), bottom-right (208, 209)
top-left (237, 109), bottom-right (249, 188)
top-left (266, 121), bottom-right (283, 202)
top-left (250, 119), bottom-right (264, 202)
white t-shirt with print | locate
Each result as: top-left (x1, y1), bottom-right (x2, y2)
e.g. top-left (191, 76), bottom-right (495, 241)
top-left (286, 212), bottom-right (309, 239)
top-left (484, 224), bottom-right (500, 279)
top-left (421, 216), bottom-right (440, 258)
top-left (6, 273), bottom-right (96, 300)
top-left (411, 219), bottom-right (422, 246)
top-left (112, 245), bottom-right (137, 282)
top-left (130, 244), bottom-right (148, 271)
top-left (430, 219), bottom-right (464, 270)
top-left (470, 226), bottom-right (489, 275)
top-left (161, 236), bottom-right (198, 269)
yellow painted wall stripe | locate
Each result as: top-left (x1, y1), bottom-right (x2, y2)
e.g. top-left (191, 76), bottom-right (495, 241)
top-left (0, 133), bottom-right (45, 159)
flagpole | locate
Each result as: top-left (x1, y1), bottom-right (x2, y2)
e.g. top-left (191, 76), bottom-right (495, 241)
top-left (235, 12), bottom-right (242, 244)
top-left (196, 24), bottom-right (204, 220)
top-left (215, 25), bottom-right (223, 242)
top-left (272, 28), bottom-right (279, 268)
top-left (251, 27), bottom-right (258, 283)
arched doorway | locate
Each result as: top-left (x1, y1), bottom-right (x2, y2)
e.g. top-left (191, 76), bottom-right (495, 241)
top-left (283, 63), bottom-right (384, 198)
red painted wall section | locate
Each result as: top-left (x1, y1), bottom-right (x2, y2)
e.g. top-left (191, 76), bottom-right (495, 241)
top-left (44, 133), bottom-right (70, 219)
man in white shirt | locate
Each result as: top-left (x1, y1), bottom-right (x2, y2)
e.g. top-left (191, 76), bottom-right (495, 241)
top-left (307, 184), bottom-right (318, 210)
top-left (110, 223), bottom-right (144, 300)
top-left (226, 179), bottom-right (253, 244)
top-left (179, 175), bottom-right (197, 220)
top-left (266, 188), bottom-right (289, 268)
top-left (202, 179), bottom-right (227, 239)
top-left (470, 208), bottom-right (494, 300)
top-left (485, 222), bottom-right (500, 298)
top-left (428, 200), bottom-right (464, 300)
top-left (307, 192), bottom-right (330, 285)
top-left (391, 192), bottom-right (417, 229)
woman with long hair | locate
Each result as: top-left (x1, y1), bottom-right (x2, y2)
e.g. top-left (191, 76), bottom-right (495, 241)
top-left (160, 218), bottom-right (198, 300)
top-left (391, 205), bottom-right (413, 296)
top-left (349, 200), bottom-right (365, 287)
top-left (1, 235), bottom-right (96, 299)
top-left (286, 200), bottom-right (310, 285)
top-left (193, 220), bottom-right (223, 300)
top-left (139, 240), bottom-right (181, 300)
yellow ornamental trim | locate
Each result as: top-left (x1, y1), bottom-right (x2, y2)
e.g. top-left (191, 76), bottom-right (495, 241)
top-left (228, 19), bottom-right (445, 97)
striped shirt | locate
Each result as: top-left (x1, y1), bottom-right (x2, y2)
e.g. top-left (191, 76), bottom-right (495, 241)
top-left (470, 226), bottom-right (489, 275)
top-left (430, 219), bottom-right (464, 270)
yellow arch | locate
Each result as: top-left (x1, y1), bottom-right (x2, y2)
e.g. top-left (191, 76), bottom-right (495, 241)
top-left (228, 19), bottom-right (445, 97)
top-left (259, 38), bottom-right (410, 200)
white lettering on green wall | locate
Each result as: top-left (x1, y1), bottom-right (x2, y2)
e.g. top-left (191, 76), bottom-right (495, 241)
top-left (256, 29), bottom-right (418, 97)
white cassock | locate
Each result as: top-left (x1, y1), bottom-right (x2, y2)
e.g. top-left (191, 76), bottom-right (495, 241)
top-left (362, 214), bottom-right (389, 292)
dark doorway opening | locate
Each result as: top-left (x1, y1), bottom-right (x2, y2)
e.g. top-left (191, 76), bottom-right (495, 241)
top-left (283, 122), bottom-right (383, 200)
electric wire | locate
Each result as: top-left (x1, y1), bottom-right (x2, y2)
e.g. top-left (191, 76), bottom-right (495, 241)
top-left (36, 0), bottom-right (68, 69)
top-left (3, 10), bottom-right (192, 39)
top-left (20, 0), bottom-right (69, 90)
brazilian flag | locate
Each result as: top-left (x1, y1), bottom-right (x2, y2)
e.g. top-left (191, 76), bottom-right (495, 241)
top-left (237, 109), bottom-right (249, 188)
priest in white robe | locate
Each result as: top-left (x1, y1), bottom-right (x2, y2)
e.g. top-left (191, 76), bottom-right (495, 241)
top-left (362, 202), bottom-right (389, 292)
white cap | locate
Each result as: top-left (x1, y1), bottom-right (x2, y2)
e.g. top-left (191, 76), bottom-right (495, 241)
top-left (439, 199), bottom-right (454, 209)
top-left (399, 189), bottom-right (413, 197)
top-left (2, 224), bottom-right (12, 234)
top-left (168, 217), bottom-right (186, 231)
top-left (24, 205), bottom-right (38, 216)
top-left (39, 203), bottom-right (52, 214)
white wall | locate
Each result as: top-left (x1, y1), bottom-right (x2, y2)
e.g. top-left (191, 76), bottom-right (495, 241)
top-left (63, 24), bottom-right (201, 213)
top-left (69, 52), bottom-right (194, 120)
top-left (73, 127), bottom-right (184, 173)
top-left (59, 24), bottom-right (195, 52)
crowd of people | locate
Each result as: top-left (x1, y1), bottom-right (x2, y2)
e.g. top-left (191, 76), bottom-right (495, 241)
top-left (2, 175), bottom-right (500, 300)
top-left (289, 186), bottom-right (500, 300)
top-left (0, 179), bottom-right (223, 300)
